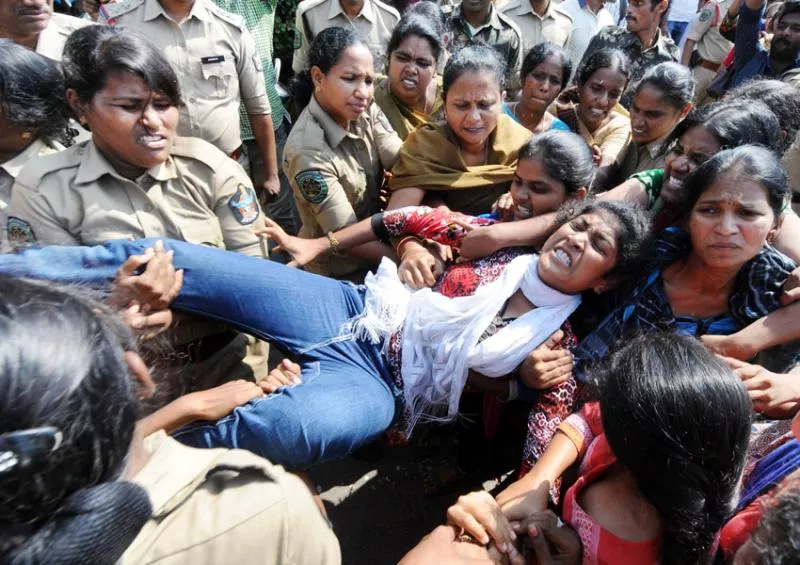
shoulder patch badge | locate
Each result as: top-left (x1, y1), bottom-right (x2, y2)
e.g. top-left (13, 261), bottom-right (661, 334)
top-left (699, 7), bottom-right (713, 21)
top-left (7, 216), bottom-right (37, 248)
top-left (295, 169), bottom-right (328, 204)
top-left (228, 184), bottom-right (260, 225)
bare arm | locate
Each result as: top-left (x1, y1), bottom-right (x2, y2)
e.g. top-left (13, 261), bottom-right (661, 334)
top-left (138, 381), bottom-right (265, 436)
top-left (774, 212), bottom-right (800, 263)
top-left (598, 177), bottom-right (649, 206)
top-left (495, 431), bottom-right (580, 530)
top-left (681, 38), bottom-right (697, 66)
top-left (248, 113), bottom-right (281, 200)
top-left (387, 187), bottom-right (427, 210)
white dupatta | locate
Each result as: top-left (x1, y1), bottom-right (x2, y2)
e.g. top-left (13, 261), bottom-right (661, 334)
top-left (352, 256), bottom-right (580, 432)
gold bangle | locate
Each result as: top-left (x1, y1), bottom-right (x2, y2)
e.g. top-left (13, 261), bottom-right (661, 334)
top-left (327, 231), bottom-right (340, 254)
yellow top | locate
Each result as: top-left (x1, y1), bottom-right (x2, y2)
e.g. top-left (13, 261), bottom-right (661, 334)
top-left (373, 75), bottom-right (444, 141)
top-left (389, 113), bottom-right (533, 215)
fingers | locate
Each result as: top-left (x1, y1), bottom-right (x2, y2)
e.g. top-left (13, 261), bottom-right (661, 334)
top-left (117, 248), bottom-right (155, 278)
top-left (169, 269), bottom-right (184, 300)
top-left (259, 359), bottom-right (302, 394)
top-left (541, 330), bottom-right (565, 350)
top-left (446, 492), bottom-right (517, 554)
top-left (449, 217), bottom-right (477, 233)
top-left (280, 358), bottom-right (302, 376)
top-left (716, 354), bottom-right (749, 370)
top-left (781, 285), bottom-right (800, 306)
top-left (528, 525), bottom-right (554, 565)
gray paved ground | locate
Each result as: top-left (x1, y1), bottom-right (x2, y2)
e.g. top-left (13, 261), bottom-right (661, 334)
top-left (313, 427), bottom-right (519, 565)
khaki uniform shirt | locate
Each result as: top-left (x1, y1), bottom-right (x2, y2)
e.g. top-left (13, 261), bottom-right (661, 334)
top-left (35, 12), bottom-right (91, 61)
top-left (9, 137), bottom-right (266, 255)
top-left (1, 140), bottom-right (62, 252)
top-left (499, 0), bottom-right (573, 53)
top-left (443, 3), bottom-right (523, 90)
top-left (618, 136), bottom-right (667, 180)
top-left (283, 97), bottom-right (401, 278)
top-left (292, 0), bottom-right (400, 73)
top-left (123, 432), bottom-right (341, 565)
top-left (9, 137), bottom-right (268, 387)
top-left (686, 0), bottom-right (734, 64)
top-left (102, 0), bottom-right (270, 155)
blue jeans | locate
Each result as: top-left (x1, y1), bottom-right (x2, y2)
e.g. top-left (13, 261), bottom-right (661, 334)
top-left (0, 239), bottom-right (397, 469)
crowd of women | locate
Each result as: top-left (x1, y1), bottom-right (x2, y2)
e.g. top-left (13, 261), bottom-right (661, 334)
top-left (2, 0), bottom-right (800, 563)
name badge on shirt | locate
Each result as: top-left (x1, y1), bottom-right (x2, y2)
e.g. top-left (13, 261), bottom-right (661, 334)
top-left (201, 55), bottom-right (225, 64)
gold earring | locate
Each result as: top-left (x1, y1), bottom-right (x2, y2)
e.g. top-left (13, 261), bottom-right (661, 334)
top-left (21, 132), bottom-right (32, 139)
top-left (79, 116), bottom-right (87, 125)
top-left (315, 86), bottom-right (321, 94)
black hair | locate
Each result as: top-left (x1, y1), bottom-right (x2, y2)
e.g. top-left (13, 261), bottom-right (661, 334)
top-left (519, 130), bottom-right (594, 195)
top-left (748, 476), bottom-right (800, 565)
top-left (0, 40), bottom-right (73, 146)
top-left (442, 45), bottom-right (507, 99)
top-left (725, 79), bottom-right (800, 154)
top-left (593, 333), bottom-right (751, 565)
top-left (290, 26), bottom-right (367, 111)
top-left (631, 61), bottom-right (694, 110)
top-left (62, 25), bottom-right (182, 107)
top-left (405, 1), bottom-right (445, 35)
top-left (775, 0), bottom-right (800, 25)
top-left (0, 278), bottom-right (152, 564)
top-left (555, 199), bottom-right (653, 276)
top-left (574, 48), bottom-right (631, 87)
top-left (520, 42), bottom-right (572, 91)
top-left (664, 99), bottom-right (782, 157)
top-left (386, 12), bottom-right (443, 67)
top-left (684, 145), bottom-right (790, 218)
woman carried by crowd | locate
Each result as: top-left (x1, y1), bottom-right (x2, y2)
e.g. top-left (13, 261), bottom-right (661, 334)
top-left (0, 190), bottom-right (651, 476)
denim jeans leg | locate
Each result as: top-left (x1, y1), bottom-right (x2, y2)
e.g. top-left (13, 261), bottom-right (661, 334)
top-left (174, 349), bottom-right (397, 469)
top-left (0, 239), bottom-right (362, 353)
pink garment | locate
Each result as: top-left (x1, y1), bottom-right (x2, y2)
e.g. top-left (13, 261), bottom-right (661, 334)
top-left (558, 404), bottom-right (661, 565)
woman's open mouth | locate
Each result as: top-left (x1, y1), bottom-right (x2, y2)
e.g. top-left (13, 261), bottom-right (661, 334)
top-left (137, 134), bottom-right (168, 150)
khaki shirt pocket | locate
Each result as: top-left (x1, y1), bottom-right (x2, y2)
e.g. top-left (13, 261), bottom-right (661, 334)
top-left (200, 60), bottom-right (237, 100)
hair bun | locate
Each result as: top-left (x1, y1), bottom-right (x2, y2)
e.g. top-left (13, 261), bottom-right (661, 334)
top-left (8, 482), bottom-right (151, 565)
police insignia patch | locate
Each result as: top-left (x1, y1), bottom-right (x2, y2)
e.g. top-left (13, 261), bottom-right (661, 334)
top-left (295, 170), bottom-right (328, 204)
top-left (699, 8), bottom-right (712, 21)
top-left (228, 184), bottom-right (260, 225)
top-left (7, 216), bottom-right (36, 248)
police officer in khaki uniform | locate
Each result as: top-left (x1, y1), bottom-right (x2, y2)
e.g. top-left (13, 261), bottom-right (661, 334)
top-left (442, 0), bottom-right (523, 93)
top-left (292, 0), bottom-right (401, 74)
top-left (101, 0), bottom-right (282, 198)
top-left (499, 0), bottom-right (574, 53)
top-left (9, 137), bottom-right (270, 397)
top-left (284, 97), bottom-right (401, 280)
top-left (0, 0), bottom-right (90, 60)
top-left (122, 431), bottom-right (341, 565)
top-left (681, 0), bottom-right (733, 104)
top-left (8, 25), bottom-right (268, 401)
